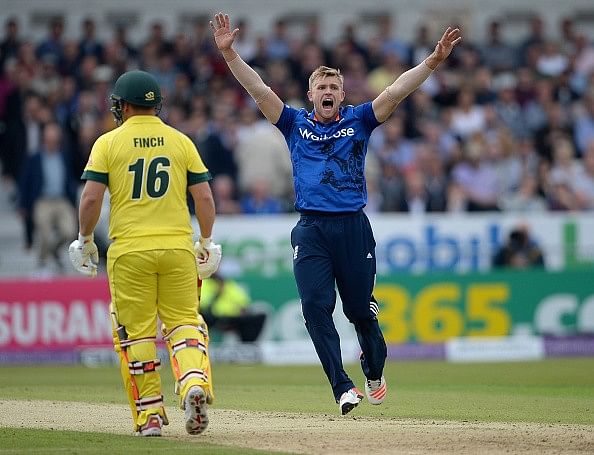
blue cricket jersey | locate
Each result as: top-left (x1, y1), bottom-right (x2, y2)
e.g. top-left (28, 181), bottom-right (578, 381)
top-left (274, 102), bottom-right (381, 212)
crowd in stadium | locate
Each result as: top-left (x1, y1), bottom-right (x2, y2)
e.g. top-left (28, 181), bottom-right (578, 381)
top-left (1, 13), bottom-right (594, 219)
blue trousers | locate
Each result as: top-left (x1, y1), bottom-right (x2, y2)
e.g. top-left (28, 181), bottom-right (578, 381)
top-left (291, 210), bottom-right (387, 401)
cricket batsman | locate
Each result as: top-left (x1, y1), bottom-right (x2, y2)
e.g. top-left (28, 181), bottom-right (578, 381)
top-left (68, 70), bottom-right (222, 436)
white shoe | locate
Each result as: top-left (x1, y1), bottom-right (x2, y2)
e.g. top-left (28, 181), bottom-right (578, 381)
top-left (138, 414), bottom-right (162, 437)
top-left (338, 387), bottom-right (363, 415)
top-left (365, 375), bottom-right (387, 405)
top-left (184, 385), bottom-right (209, 435)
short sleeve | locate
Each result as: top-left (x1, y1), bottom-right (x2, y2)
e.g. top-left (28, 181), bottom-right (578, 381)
top-left (353, 102), bottom-right (381, 135)
top-left (274, 104), bottom-right (299, 138)
top-left (184, 134), bottom-right (212, 185)
top-left (81, 135), bottom-right (109, 184)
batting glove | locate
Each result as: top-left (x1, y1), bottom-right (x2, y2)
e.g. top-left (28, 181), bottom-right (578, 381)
top-left (68, 233), bottom-right (99, 277)
top-left (194, 236), bottom-right (222, 279)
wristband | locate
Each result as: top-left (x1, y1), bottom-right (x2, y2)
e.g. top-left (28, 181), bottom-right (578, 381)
top-left (78, 233), bottom-right (94, 243)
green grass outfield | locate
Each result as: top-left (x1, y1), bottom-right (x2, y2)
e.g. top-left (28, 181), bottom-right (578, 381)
top-left (1, 358), bottom-right (593, 453)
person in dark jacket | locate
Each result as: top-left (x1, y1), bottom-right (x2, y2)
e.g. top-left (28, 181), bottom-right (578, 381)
top-left (18, 122), bottom-right (77, 272)
top-left (493, 224), bottom-right (545, 269)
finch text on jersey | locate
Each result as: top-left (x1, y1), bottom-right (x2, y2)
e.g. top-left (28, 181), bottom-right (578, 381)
top-left (298, 127), bottom-right (355, 141)
top-left (133, 137), bottom-right (165, 148)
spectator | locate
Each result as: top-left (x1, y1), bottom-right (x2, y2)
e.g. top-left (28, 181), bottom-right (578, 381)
top-left (493, 75), bottom-right (524, 139)
top-left (18, 122), bottom-right (77, 273)
top-left (235, 117), bottom-right (292, 203)
top-left (367, 50), bottom-right (405, 97)
top-left (405, 90), bottom-right (441, 138)
top-left (395, 170), bottom-right (432, 214)
top-left (548, 180), bottom-right (580, 211)
top-left (534, 102), bottom-right (574, 162)
top-left (240, 179), bottom-right (284, 214)
top-left (0, 58), bottom-right (23, 189)
top-left (450, 87), bottom-right (487, 139)
top-left (536, 41), bottom-right (569, 78)
top-left (30, 54), bottom-right (62, 100)
top-left (518, 15), bottom-right (546, 67)
top-left (66, 89), bottom-right (102, 178)
top-left (480, 20), bottom-right (518, 72)
top-left (104, 24), bottom-right (138, 71)
top-left (0, 17), bottom-right (20, 68)
top-left (410, 23), bottom-right (434, 66)
top-left (452, 136), bottom-right (500, 211)
top-left (446, 181), bottom-right (467, 212)
top-left (143, 20), bottom-right (174, 56)
top-left (372, 115), bottom-right (416, 172)
top-left (200, 271), bottom-right (267, 342)
top-left (212, 174), bottom-right (241, 215)
top-left (523, 78), bottom-right (555, 135)
top-left (472, 66), bottom-right (497, 105)
top-left (416, 143), bottom-right (448, 211)
top-left (516, 136), bottom-right (540, 177)
top-left (573, 34), bottom-right (594, 93)
top-left (4, 8), bottom-right (594, 227)
top-left (376, 15), bottom-right (410, 65)
top-left (232, 18), bottom-right (258, 62)
top-left (549, 137), bottom-right (582, 187)
top-left (36, 16), bottom-right (65, 65)
top-left (575, 94), bottom-right (594, 156)
top-left (342, 52), bottom-right (374, 105)
top-left (554, 69), bottom-right (580, 108)
top-left (186, 110), bottom-right (237, 181)
top-left (493, 224), bottom-right (545, 269)
top-left (514, 67), bottom-right (536, 107)
top-left (266, 18), bottom-right (291, 60)
top-left (500, 174), bottom-right (547, 212)
top-left (488, 127), bottom-right (523, 194)
top-left (78, 17), bottom-right (104, 63)
top-left (573, 139), bottom-right (594, 209)
top-left (558, 16), bottom-right (578, 55)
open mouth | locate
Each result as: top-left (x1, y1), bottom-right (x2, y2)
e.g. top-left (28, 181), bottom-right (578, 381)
top-left (322, 98), bottom-right (334, 110)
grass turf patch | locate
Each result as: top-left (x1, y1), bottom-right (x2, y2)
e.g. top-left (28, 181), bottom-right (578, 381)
top-left (0, 428), bottom-right (289, 455)
top-left (1, 358), bottom-right (593, 424)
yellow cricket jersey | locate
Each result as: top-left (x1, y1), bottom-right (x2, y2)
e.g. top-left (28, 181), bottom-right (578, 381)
top-left (82, 115), bottom-right (210, 258)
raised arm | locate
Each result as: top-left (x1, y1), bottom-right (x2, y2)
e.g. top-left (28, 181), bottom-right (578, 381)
top-left (210, 13), bottom-right (284, 124)
top-left (372, 27), bottom-right (462, 123)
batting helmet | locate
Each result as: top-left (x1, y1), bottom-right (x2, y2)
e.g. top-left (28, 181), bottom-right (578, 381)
top-left (109, 70), bottom-right (162, 124)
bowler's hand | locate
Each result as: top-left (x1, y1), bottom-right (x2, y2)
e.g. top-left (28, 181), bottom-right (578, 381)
top-left (426, 27), bottom-right (462, 69)
top-left (69, 233), bottom-right (98, 277)
top-left (210, 12), bottom-right (239, 52)
top-left (194, 236), bottom-right (222, 279)
top-left (436, 27), bottom-right (462, 56)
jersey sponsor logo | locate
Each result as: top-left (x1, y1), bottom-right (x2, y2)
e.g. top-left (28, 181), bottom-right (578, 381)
top-left (298, 127), bottom-right (355, 141)
top-left (133, 137), bottom-right (165, 148)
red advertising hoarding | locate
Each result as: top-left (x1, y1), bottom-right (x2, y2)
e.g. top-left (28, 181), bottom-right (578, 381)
top-left (0, 277), bottom-right (112, 361)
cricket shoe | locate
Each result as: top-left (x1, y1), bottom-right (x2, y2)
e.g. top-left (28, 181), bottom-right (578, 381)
top-left (338, 387), bottom-right (364, 415)
top-left (184, 385), bottom-right (209, 435)
top-left (365, 375), bottom-right (387, 405)
top-left (138, 414), bottom-right (162, 437)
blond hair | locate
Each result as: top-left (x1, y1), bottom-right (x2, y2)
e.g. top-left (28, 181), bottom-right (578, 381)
top-left (308, 66), bottom-right (343, 90)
